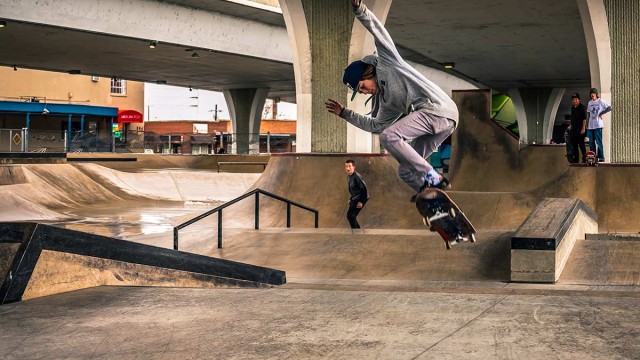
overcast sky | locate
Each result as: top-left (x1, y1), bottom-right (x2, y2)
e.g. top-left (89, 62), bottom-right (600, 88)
top-left (144, 83), bottom-right (296, 121)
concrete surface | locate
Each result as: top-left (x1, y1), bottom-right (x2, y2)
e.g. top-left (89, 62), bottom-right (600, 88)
top-left (0, 285), bottom-right (638, 359)
top-left (2, 111), bottom-right (640, 358)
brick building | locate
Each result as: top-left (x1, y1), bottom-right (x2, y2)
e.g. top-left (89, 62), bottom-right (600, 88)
top-left (143, 120), bottom-right (296, 154)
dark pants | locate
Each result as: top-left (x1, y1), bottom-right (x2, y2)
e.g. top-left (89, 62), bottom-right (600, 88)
top-left (347, 200), bottom-right (365, 229)
top-left (569, 133), bottom-right (587, 163)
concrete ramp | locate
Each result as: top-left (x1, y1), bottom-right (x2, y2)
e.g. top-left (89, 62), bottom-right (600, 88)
top-left (218, 154), bottom-right (598, 233)
top-left (449, 90), bottom-right (569, 193)
top-left (207, 228), bottom-right (512, 283)
top-left (243, 154), bottom-right (422, 229)
top-left (0, 222), bottom-right (285, 304)
top-left (560, 235), bottom-right (640, 285)
top-left (0, 163), bottom-right (260, 222)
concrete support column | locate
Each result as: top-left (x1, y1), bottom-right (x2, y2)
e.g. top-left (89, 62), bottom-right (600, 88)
top-left (602, 0), bottom-right (639, 162)
top-left (508, 88), bottom-right (563, 145)
top-left (543, 88), bottom-right (566, 144)
top-left (281, 0), bottom-right (350, 153)
top-left (281, 0), bottom-right (390, 153)
top-left (223, 88), bottom-right (268, 154)
top-left (577, 0), bottom-right (613, 160)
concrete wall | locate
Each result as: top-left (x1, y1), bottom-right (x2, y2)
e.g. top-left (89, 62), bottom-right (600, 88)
top-left (604, 0), bottom-right (640, 163)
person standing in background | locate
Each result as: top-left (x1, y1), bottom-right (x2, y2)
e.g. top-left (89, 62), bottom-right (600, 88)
top-left (345, 159), bottom-right (369, 229)
top-left (568, 92), bottom-right (587, 163)
top-left (586, 88), bottom-right (612, 163)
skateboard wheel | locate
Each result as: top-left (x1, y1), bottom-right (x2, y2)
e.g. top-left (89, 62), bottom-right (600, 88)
top-left (448, 208), bottom-right (456, 218)
top-left (470, 233), bottom-right (476, 243)
top-left (445, 241), bottom-right (451, 250)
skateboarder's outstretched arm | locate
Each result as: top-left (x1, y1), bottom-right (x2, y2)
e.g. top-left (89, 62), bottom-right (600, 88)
top-left (325, 98), bottom-right (401, 133)
top-left (351, 0), bottom-right (403, 66)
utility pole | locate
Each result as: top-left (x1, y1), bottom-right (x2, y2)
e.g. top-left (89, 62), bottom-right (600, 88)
top-left (210, 104), bottom-right (223, 121)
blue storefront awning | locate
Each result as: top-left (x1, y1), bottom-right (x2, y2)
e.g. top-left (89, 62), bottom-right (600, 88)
top-left (0, 101), bottom-right (118, 117)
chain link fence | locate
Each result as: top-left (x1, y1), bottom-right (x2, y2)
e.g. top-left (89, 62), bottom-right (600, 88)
top-left (0, 128), bottom-right (296, 154)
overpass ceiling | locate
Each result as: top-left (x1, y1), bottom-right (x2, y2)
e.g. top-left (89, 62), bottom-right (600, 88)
top-left (385, 0), bottom-right (590, 90)
top-left (0, 20), bottom-right (296, 103)
top-left (0, 0), bottom-right (590, 103)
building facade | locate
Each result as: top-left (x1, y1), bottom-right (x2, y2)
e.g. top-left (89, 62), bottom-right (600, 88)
top-left (0, 67), bottom-right (144, 152)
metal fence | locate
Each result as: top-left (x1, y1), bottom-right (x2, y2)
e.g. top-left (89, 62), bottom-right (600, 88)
top-left (29, 130), bottom-right (67, 153)
top-left (114, 130), bottom-right (145, 153)
top-left (0, 128), bottom-right (28, 152)
top-left (68, 130), bottom-right (112, 153)
top-left (0, 128), bottom-right (296, 154)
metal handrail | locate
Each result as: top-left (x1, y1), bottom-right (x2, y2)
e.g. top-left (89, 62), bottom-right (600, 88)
top-left (173, 188), bottom-right (319, 250)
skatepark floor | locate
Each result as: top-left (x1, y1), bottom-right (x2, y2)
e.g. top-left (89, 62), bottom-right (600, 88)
top-left (3, 156), bottom-right (640, 358)
top-left (1, 283), bottom-right (638, 359)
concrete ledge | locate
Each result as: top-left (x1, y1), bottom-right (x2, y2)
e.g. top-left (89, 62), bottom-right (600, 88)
top-left (511, 198), bottom-right (598, 283)
top-left (585, 233), bottom-right (640, 241)
top-left (67, 157), bottom-right (137, 162)
top-left (217, 161), bottom-right (268, 172)
top-left (0, 152), bottom-right (66, 164)
top-left (0, 222), bottom-right (286, 304)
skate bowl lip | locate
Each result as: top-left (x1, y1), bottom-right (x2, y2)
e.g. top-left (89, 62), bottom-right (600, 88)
top-left (270, 153), bottom-right (389, 157)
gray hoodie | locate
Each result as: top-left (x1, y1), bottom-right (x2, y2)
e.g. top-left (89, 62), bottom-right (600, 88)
top-left (340, 3), bottom-right (459, 133)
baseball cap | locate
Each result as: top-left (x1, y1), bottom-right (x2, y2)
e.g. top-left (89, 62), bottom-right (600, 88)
top-left (343, 60), bottom-right (367, 101)
top-left (571, 93), bottom-right (580, 99)
top-left (590, 87), bottom-right (599, 95)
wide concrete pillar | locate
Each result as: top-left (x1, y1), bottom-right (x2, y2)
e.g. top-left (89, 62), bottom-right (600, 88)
top-left (509, 88), bottom-right (564, 145)
top-left (578, 0), bottom-right (614, 161)
top-left (280, 0), bottom-right (390, 153)
top-left (602, 0), bottom-right (639, 162)
top-left (280, 0), bottom-right (348, 153)
top-left (223, 88), bottom-right (269, 154)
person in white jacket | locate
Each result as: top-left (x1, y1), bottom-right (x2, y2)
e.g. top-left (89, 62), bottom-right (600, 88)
top-left (586, 87), bottom-right (611, 162)
top-left (325, 0), bottom-right (459, 202)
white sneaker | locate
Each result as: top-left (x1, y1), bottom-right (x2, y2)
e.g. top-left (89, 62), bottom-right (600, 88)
top-left (425, 169), bottom-right (442, 186)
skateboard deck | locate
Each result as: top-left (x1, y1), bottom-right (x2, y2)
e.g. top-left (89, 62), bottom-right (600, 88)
top-left (585, 150), bottom-right (597, 166)
top-left (564, 129), bottom-right (575, 163)
top-left (415, 188), bottom-right (477, 249)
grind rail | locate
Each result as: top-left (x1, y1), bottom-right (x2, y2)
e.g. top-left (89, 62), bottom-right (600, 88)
top-left (173, 188), bottom-right (319, 250)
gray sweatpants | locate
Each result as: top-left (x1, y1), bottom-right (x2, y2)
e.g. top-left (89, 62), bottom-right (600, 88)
top-left (379, 110), bottom-right (455, 192)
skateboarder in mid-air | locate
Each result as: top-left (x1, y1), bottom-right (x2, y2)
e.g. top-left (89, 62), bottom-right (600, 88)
top-left (325, 0), bottom-right (460, 202)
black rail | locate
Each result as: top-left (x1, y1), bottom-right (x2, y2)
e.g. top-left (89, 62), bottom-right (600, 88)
top-left (173, 188), bottom-right (319, 250)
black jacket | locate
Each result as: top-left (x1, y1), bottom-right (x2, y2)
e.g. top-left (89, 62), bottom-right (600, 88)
top-left (348, 172), bottom-right (369, 204)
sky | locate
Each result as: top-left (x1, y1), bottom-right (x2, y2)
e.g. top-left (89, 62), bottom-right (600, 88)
top-left (143, 83), bottom-right (296, 122)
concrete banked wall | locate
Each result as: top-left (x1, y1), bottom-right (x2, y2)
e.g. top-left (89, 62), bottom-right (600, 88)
top-left (0, 222), bottom-right (285, 304)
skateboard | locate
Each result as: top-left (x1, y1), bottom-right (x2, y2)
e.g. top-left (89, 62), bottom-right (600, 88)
top-left (564, 129), bottom-right (575, 163)
top-left (415, 188), bottom-right (477, 250)
top-left (585, 150), bottom-right (597, 166)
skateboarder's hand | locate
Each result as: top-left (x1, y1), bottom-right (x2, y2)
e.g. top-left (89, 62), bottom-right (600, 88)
top-left (351, 0), bottom-right (361, 8)
top-left (357, 202), bottom-right (363, 209)
top-left (325, 99), bottom-right (345, 116)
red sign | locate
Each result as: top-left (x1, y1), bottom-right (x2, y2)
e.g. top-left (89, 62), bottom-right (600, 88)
top-left (117, 109), bottom-right (143, 123)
